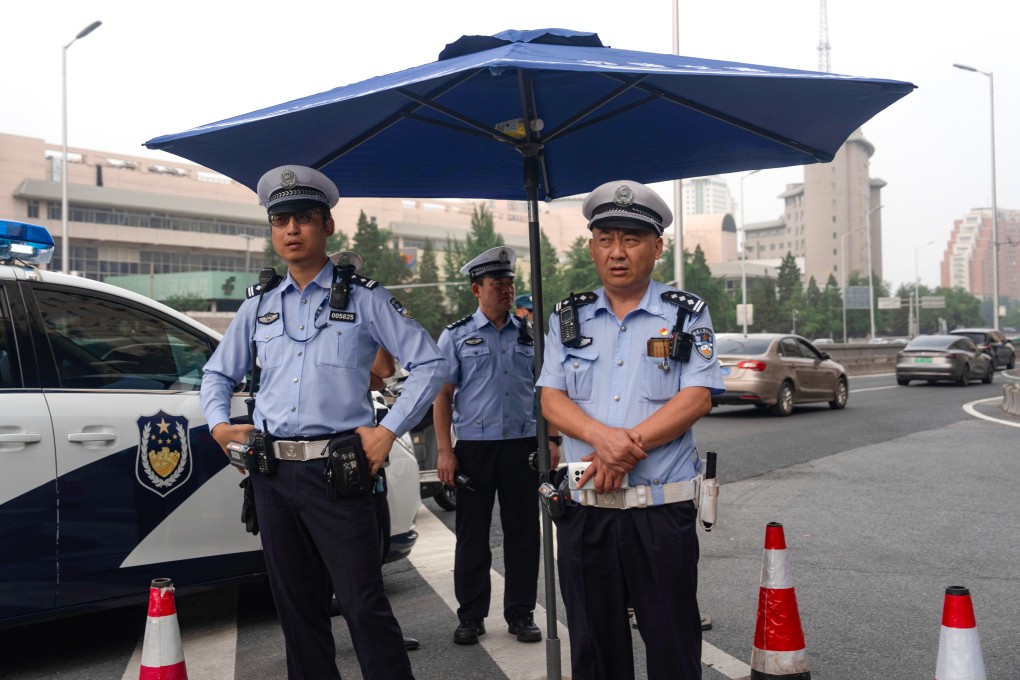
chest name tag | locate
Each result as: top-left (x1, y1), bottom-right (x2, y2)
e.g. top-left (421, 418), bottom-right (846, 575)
top-left (464, 337), bottom-right (484, 346)
top-left (258, 312), bottom-right (280, 324)
top-left (329, 310), bottom-right (357, 323)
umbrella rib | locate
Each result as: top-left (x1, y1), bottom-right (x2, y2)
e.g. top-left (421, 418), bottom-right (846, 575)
top-left (312, 70), bottom-right (487, 168)
top-left (546, 94), bottom-right (661, 141)
top-left (402, 111), bottom-right (507, 143)
top-left (605, 74), bottom-right (834, 162)
top-left (540, 75), bottom-right (649, 144)
top-left (394, 87), bottom-right (522, 146)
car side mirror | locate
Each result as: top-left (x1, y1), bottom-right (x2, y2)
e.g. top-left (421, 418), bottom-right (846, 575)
top-left (819, 352), bottom-right (830, 360)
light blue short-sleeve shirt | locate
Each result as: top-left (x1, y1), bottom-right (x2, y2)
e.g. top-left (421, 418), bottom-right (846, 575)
top-left (537, 280), bottom-right (724, 488)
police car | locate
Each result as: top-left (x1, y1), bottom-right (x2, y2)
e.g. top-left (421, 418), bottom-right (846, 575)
top-left (0, 221), bottom-right (420, 627)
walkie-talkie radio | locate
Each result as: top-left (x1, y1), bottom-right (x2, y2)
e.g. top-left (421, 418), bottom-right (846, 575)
top-left (328, 264), bottom-right (355, 310)
top-left (559, 292), bottom-right (581, 347)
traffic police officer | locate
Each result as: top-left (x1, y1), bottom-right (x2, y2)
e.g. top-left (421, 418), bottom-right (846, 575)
top-left (537, 180), bottom-right (724, 680)
top-left (201, 165), bottom-right (447, 679)
top-left (433, 246), bottom-right (546, 645)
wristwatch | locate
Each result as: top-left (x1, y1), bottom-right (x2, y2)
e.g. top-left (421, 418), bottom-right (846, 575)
top-left (548, 435), bottom-right (563, 446)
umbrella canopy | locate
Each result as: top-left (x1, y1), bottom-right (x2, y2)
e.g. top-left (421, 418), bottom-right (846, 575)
top-left (144, 28), bottom-right (915, 199)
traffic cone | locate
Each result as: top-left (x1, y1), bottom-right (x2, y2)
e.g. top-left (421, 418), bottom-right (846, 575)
top-left (935, 586), bottom-right (987, 680)
top-left (139, 577), bottom-right (188, 680)
top-left (750, 522), bottom-right (810, 680)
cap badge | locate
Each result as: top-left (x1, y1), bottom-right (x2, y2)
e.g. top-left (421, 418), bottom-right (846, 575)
top-left (613, 184), bottom-right (635, 207)
top-left (280, 169), bottom-right (298, 189)
top-left (499, 249), bottom-right (509, 264)
top-left (339, 253), bottom-right (350, 266)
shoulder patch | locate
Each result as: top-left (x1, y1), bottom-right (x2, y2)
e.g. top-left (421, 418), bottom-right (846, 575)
top-left (446, 315), bottom-right (472, 331)
top-left (350, 273), bottom-right (378, 289)
top-left (553, 291), bottom-right (598, 314)
top-left (388, 296), bottom-right (411, 319)
top-left (660, 290), bottom-right (706, 316)
top-left (691, 327), bottom-right (715, 361)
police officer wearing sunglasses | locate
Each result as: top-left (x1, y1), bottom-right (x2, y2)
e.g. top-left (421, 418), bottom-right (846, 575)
top-left (537, 180), bottom-right (724, 680)
top-left (201, 165), bottom-right (447, 680)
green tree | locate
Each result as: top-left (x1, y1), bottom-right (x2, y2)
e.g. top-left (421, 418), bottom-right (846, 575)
top-left (549, 235), bottom-right (600, 304)
top-left (162, 294), bottom-right (209, 312)
top-left (352, 211), bottom-right (406, 285)
top-left (401, 239), bottom-right (446, 339)
top-left (442, 203), bottom-right (507, 319)
top-left (749, 274), bottom-right (780, 332)
top-left (776, 252), bottom-right (803, 306)
top-left (683, 246), bottom-right (735, 332)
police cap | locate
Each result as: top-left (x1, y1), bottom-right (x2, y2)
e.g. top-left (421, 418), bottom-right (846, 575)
top-left (460, 246), bottom-right (517, 281)
top-left (514, 293), bottom-right (533, 311)
top-left (582, 180), bottom-right (672, 236)
top-left (257, 165), bottom-right (340, 214)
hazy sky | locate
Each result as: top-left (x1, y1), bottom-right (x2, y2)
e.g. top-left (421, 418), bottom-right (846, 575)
top-left (3, 1), bottom-right (1017, 291)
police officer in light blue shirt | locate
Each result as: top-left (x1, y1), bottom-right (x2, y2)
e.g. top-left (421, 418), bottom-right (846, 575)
top-left (537, 179), bottom-right (724, 680)
top-left (201, 165), bottom-right (447, 680)
top-left (433, 246), bottom-right (546, 646)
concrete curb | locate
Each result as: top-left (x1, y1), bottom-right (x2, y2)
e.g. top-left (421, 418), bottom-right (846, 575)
top-left (1001, 368), bottom-right (1020, 416)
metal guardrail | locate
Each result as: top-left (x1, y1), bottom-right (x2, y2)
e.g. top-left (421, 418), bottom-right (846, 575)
top-left (1001, 368), bottom-right (1020, 416)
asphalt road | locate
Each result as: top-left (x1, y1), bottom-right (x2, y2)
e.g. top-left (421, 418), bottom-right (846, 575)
top-left (2, 374), bottom-right (1017, 679)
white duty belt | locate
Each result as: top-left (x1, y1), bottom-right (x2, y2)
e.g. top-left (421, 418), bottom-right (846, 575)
top-left (272, 440), bottom-right (329, 461)
top-left (577, 476), bottom-right (701, 510)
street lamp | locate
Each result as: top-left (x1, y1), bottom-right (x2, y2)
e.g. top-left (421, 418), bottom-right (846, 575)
top-left (953, 63), bottom-right (999, 329)
top-left (865, 204), bottom-right (883, 341)
top-left (912, 240), bottom-right (935, 337)
top-left (739, 169), bottom-right (761, 335)
top-left (61, 20), bottom-right (102, 274)
top-left (239, 233), bottom-right (255, 273)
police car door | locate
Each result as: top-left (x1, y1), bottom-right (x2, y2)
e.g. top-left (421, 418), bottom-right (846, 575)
top-left (0, 279), bottom-right (58, 621)
top-left (29, 283), bottom-right (259, 608)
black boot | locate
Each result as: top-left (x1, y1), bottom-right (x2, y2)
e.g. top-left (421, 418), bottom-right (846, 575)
top-left (454, 619), bottom-right (485, 645)
top-left (508, 613), bottom-right (542, 642)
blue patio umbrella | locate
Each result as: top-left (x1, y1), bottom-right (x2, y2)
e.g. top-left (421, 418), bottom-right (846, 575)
top-left (145, 29), bottom-right (913, 676)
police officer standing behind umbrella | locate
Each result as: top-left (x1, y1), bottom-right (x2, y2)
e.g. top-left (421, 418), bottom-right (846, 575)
top-left (433, 246), bottom-right (550, 646)
top-left (201, 165), bottom-right (447, 680)
top-left (537, 180), bottom-right (724, 680)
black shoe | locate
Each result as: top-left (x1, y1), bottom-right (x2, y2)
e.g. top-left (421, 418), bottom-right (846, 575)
top-left (508, 613), bottom-right (542, 642)
top-left (454, 619), bottom-right (485, 645)
top-left (403, 636), bottom-right (420, 651)
top-left (701, 615), bottom-right (713, 631)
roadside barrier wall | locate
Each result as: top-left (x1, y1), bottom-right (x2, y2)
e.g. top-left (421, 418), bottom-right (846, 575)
top-left (1001, 368), bottom-right (1020, 416)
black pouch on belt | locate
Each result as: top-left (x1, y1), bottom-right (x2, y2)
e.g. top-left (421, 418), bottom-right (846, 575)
top-left (324, 433), bottom-right (372, 500)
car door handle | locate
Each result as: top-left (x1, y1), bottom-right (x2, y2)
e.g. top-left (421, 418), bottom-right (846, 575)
top-left (68, 432), bottom-right (117, 443)
top-left (0, 433), bottom-right (42, 443)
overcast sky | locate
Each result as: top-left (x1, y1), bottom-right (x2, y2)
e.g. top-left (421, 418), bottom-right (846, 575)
top-left (3, 1), bottom-right (1018, 291)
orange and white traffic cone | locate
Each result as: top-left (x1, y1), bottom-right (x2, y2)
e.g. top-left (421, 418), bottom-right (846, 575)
top-left (935, 585), bottom-right (987, 680)
top-left (139, 577), bottom-right (188, 680)
top-left (750, 522), bottom-right (810, 679)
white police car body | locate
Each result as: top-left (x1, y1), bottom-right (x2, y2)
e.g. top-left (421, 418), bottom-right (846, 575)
top-left (0, 221), bottom-right (419, 627)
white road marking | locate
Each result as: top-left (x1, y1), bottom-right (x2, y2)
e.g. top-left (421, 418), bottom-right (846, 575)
top-left (412, 505), bottom-right (751, 679)
top-left (964, 396), bottom-right (1020, 428)
top-left (850, 385), bottom-right (900, 393)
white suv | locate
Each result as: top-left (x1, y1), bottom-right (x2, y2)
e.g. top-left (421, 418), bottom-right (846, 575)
top-left (0, 221), bottom-right (419, 627)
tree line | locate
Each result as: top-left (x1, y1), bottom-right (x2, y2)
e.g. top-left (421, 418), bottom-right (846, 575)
top-left (228, 202), bottom-right (1004, 341)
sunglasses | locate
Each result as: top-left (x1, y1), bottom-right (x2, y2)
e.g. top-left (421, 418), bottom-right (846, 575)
top-left (268, 209), bottom-right (321, 228)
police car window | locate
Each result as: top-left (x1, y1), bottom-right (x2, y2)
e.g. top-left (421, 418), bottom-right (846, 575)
top-left (34, 288), bottom-right (213, 391)
top-left (0, 290), bottom-right (17, 389)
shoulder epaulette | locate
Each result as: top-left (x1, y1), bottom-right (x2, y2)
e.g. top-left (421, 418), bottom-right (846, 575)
top-left (446, 315), bottom-right (472, 331)
top-left (660, 290), bottom-right (706, 316)
top-left (553, 291), bottom-right (597, 314)
top-left (350, 273), bottom-right (378, 290)
top-left (245, 268), bottom-right (283, 299)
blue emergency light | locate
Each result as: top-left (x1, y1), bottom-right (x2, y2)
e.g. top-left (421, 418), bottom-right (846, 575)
top-left (0, 220), bottom-right (55, 265)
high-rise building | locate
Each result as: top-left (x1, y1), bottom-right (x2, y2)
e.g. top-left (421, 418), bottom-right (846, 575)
top-left (942, 208), bottom-right (1020, 301)
top-left (681, 176), bottom-right (736, 217)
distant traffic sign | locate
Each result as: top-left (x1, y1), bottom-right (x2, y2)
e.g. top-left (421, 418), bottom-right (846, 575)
top-left (845, 286), bottom-right (871, 310)
top-left (877, 297), bottom-right (902, 310)
top-left (921, 296), bottom-right (946, 309)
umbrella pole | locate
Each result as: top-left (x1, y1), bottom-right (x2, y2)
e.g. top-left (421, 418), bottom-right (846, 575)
top-left (523, 149), bottom-right (562, 680)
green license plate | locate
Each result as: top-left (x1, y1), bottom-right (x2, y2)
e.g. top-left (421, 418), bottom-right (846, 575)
top-left (913, 357), bottom-right (933, 363)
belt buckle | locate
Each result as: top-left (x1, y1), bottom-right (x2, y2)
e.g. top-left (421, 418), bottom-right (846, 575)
top-left (276, 441), bottom-right (303, 461)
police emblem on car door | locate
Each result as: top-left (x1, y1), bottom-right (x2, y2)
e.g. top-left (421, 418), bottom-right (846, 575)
top-left (136, 410), bottom-right (192, 497)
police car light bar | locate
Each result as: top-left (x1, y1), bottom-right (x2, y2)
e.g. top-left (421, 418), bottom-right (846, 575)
top-left (0, 220), bottom-right (55, 265)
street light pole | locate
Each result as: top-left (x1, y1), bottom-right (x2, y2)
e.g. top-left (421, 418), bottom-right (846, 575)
top-left (913, 240), bottom-right (934, 336)
top-left (671, 0), bottom-right (684, 291)
top-left (240, 233), bottom-right (255, 273)
top-left (61, 20), bottom-right (102, 275)
top-left (954, 63), bottom-right (999, 329)
top-left (739, 169), bottom-right (760, 335)
top-left (865, 204), bottom-right (883, 341)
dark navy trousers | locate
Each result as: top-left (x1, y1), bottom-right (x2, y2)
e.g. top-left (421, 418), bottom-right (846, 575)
top-left (453, 437), bottom-right (540, 623)
top-left (555, 501), bottom-right (702, 680)
top-left (251, 460), bottom-right (413, 680)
